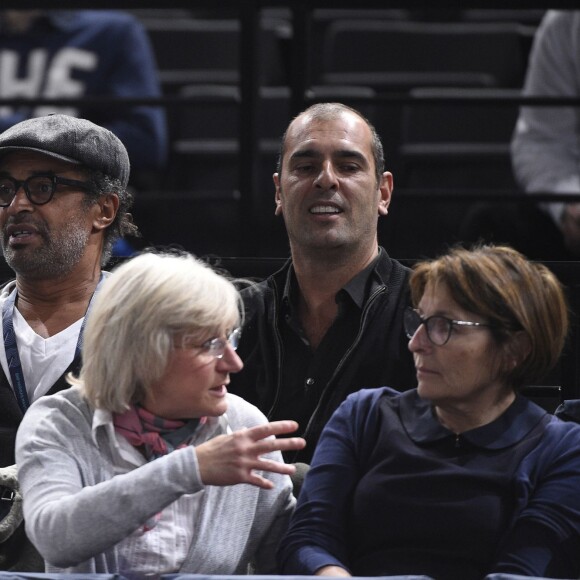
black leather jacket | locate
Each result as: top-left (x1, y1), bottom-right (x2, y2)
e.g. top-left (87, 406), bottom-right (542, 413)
top-left (229, 249), bottom-right (417, 463)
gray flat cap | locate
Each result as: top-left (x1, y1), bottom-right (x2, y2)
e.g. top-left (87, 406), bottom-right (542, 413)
top-left (0, 114), bottom-right (130, 188)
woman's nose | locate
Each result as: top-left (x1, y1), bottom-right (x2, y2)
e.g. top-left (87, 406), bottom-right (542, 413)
top-left (219, 343), bottom-right (244, 373)
top-left (408, 323), bottom-right (430, 353)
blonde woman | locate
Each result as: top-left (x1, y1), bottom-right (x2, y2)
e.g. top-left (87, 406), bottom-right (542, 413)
top-left (16, 251), bottom-right (305, 575)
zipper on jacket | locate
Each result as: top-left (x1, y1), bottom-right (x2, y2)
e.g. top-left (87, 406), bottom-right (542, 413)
top-left (266, 277), bottom-right (284, 420)
top-left (296, 284), bottom-right (387, 457)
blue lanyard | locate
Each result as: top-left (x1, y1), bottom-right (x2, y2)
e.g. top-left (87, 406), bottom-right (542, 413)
top-left (2, 273), bottom-right (104, 413)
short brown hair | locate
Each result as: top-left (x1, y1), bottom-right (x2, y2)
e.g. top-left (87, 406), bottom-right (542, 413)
top-left (409, 244), bottom-right (569, 389)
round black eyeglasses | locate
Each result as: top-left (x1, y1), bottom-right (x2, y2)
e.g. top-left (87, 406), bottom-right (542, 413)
top-left (404, 307), bottom-right (493, 346)
top-left (0, 175), bottom-right (91, 207)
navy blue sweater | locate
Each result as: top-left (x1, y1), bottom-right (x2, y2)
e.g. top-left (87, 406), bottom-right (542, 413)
top-left (280, 388), bottom-right (580, 579)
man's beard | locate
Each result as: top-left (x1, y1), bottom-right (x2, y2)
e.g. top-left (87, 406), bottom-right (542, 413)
top-left (1, 217), bottom-right (90, 280)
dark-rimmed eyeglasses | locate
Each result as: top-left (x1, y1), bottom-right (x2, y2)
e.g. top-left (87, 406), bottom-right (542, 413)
top-left (404, 307), bottom-right (493, 346)
top-left (0, 174), bottom-right (91, 207)
top-left (178, 327), bottom-right (242, 359)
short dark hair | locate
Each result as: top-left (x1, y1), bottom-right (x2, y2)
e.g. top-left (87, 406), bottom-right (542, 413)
top-left (83, 169), bottom-right (139, 266)
top-left (276, 102), bottom-right (385, 187)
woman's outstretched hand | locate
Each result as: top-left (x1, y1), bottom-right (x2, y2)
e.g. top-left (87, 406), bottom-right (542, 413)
top-left (196, 420), bottom-right (306, 489)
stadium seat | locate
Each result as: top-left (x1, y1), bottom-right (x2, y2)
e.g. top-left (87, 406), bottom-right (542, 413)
top-left (318, 20), bottom-right (535, 91)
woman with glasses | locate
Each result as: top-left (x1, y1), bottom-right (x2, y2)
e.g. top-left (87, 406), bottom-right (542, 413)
top-left (15, 250), bottom-right (305, 575)
top-left (279, 244), bottom-right (580, 580)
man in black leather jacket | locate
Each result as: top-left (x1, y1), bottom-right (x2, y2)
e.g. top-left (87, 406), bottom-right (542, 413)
top-left (229, 103), bottom-right (416, 464)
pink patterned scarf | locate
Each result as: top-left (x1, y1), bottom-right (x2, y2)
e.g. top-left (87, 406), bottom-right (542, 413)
top-left (113, 405), bottom-right (207, 460)
top-left (112, 405), bottom-right (207, 532)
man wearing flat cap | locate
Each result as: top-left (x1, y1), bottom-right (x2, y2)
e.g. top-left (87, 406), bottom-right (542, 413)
top-left (0, 113), bottom-right (137, 570)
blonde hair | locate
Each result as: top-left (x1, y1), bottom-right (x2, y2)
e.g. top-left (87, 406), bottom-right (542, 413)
top-left (71, 251), bottom-right (242, 412)
top-left (409, 244), bottom-right (569, 389)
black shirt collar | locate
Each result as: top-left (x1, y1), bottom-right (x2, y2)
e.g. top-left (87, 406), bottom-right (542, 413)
top-left (282, 249), bottom-right (382, 313)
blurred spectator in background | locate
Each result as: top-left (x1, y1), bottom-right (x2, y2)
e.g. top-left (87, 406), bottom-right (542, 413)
top-left (461, 11), bottom-right (580, 261)
top-left (511, 10), bottom-right (580, 257)
top-left (0, 10), bottom-right (168, 192)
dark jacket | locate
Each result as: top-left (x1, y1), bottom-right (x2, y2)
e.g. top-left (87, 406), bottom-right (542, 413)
top-left (0, 359), bottom-right (80, 469)
top-left (0, 360), bottom-right (78, 572)
top-left (0, 274), bottom-right (102, 571)
top-left (229, 249), bottom-right (417, 463)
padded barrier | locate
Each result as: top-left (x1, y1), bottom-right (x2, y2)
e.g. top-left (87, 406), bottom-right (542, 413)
top-left (0, 571), bottom-right (567, 579)
top-left (163, 576), bottom-right (435, 580)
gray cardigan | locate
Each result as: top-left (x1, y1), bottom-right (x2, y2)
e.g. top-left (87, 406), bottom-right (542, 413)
top-left (15, 387), bottom-right (295, 574)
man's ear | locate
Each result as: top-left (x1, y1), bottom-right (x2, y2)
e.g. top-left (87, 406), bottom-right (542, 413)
top-left (93, 193), bottom-right (120, 231)
top-left (274, 173), bottom-right (283, 216)
top-left (378, 172), bottom-right (393, 216)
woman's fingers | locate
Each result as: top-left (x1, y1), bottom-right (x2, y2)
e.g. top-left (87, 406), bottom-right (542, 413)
top-left (196, 421), bottom-right (306, 488)
top-left (246, 420), bottom-right (302, 440)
